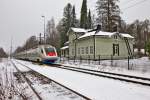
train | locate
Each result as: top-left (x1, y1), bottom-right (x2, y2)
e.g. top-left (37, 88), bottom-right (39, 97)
top-left (15, 45), bottom-right (58, 64)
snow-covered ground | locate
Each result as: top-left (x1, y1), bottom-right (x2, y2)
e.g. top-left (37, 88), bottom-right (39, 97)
top-left (0, 58), bottom-right (39, 100)
top-left (24, 71), bottom-right (84, 100)
top-left (0, 58), bottom-right (86, 100)
top-left (15, 59), bottom-right (150, 100)
top-left (60, 57), bottom-right (150, 79)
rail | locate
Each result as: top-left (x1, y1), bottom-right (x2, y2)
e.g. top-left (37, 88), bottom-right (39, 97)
top-left (14, 60), bottom-right (92, 100)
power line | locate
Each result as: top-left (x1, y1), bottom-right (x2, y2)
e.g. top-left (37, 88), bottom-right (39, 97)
top-left (122, 0), bottom-right (149, 11)
top-left (120, 0), bottom-right (137, 6)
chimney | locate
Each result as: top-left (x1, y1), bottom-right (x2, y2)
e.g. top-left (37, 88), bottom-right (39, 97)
top-left (88, 24), bottom-right (102, 33)
top-left (97, 24), bottom-right (101, 31)
top-left (95, 24), bottom-right (101, 33)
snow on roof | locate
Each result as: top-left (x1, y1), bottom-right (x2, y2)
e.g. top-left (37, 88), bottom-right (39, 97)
top-left (71, 27), bottom-right (87, 33)
top-left (64, 41), bottom-right (69, 45)
top-left (120, 33), bottom-right (134, 38)
top-left (78, 31), bottom-right (96, 39)
top-left (65, 41), bottom-right (69, 44)
top-left (67, 27), bottom-right (87, 36)
top-left (96, 31), bottom-right (115, 37)
top-left (79, 31), bottom-right (134, 39)
top-left (79, 31), bottom-right (115, 39)
top-left (60, 46), bottom-right (69, 50)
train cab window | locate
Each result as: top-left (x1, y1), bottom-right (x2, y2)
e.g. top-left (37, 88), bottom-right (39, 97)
top-left (45, 47), bottom-right (55, 53)
top-left (45, 47), bottom-right (56, 56)
top-left (41, 49), bottom-right (44, 54)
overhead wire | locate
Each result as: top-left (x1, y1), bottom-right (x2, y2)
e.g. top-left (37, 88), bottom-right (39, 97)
top-left (121, 0), bottom-right (149, 11)
top-left (120, 0), bottom-right (137, 6)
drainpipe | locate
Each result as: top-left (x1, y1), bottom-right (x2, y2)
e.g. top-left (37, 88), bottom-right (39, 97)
top-left (75, 33), bottom-right (78, 59)
top-left (93, 35), bottom-right (96, 60)
top-left (93, 25), bottom-right (101, 60)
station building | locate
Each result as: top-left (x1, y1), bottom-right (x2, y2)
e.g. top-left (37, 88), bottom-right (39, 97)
top-left (61, 27), bottom-right (134, 60)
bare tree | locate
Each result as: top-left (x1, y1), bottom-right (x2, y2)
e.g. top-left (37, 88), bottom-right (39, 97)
top-left (46, 18), bottom-right (60, 54)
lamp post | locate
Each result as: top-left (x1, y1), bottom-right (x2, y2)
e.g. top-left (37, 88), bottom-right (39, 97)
top-left (41, 15), bottom-right (46, 44)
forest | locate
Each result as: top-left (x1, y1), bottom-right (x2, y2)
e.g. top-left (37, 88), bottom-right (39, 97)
top-left (12, 0), bottom-right (150, 56)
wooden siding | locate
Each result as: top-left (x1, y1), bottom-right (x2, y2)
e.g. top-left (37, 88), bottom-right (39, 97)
top-left (68, 31), bottom-right (134, 60)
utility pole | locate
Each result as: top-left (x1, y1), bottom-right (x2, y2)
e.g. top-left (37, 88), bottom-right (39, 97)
top-left (41, 15), bottom-right (46, 44)
top-left (93, 34), bottom-right (96, 60)
top-left (107, 0), bottom-right (110, 32)
top-left (39, 33), bottom-right (42, 45)
top-left (10, 37), bottom-right (13, 59)
top-left (74, 33), bottom-right (78, 60)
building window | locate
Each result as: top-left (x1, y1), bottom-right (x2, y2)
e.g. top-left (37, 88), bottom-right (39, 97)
top-left (90, 46), bottom-right (93, 54)
top-left (113, 44), bottom-right (119, 56)
top-left (72, 49), bottom-right (74, 55)
top-left (78, 48), bottom-right (80, 54)
top-left (81, 47), bottom-right (84, 54)
top-left (86, 47), bottom-right (88, 54)
top-left (114, 35), bottom-right (117, 39)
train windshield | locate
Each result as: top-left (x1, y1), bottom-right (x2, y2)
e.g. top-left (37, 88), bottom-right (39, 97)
top-left (45, 47), bottom-right (56, 56)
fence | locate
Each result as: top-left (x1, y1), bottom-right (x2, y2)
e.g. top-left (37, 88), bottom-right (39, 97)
top-left (60, 55), bottom-right (150, 73)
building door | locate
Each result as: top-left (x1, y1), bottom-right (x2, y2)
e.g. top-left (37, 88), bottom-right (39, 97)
top-left (113, 44), bottom-right (119, 56)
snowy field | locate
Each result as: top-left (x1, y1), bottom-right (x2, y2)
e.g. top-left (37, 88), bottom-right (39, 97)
top-left (60, 57), bottom-right (150, 78)
top-left (15, 59), bottom-right (150, 100)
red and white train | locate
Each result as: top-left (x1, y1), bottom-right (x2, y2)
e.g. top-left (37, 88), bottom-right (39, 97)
top-left (15, 45), bottom-right (58, 64)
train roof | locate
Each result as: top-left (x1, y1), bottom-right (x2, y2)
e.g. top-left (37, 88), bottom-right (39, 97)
top-left (33, 44), bottom-right (54, 48)
top-left (15, 44), bottom-right (55, 55)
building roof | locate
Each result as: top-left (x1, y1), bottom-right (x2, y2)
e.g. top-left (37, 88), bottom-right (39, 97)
top-left (60, 46), bottom-right (69, 50)
top-left (78, 31), bottom-right (134, 39)
top-left (120, 33), bottom-right (134, 38)
top-left (64, 41), bottom-right (69, 46)
top-left (79, 31), bottom-right (115, 39)
top-left (67, 27), bottom-right (87, 36)
top-left (71, 27), bottom-right (87, 33)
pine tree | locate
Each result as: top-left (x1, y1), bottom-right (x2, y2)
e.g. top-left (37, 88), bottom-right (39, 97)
top-left (80, 0), bottom-right (87, 29)
top-left (63, 3), bottom-right (72, 32)
top-left (96, 0), bottom-right (120, 32)
top-left (58, 3), bottom-right (73, 47)
top-left (0, 48), bottom-right (7, 58)
top-left (71, 5), bottom-right (79, 27)
top-left (87, 9), bottom-right (92, 29)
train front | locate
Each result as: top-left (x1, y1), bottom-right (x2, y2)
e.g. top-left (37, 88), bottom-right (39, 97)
top-left (42, 46), bottom-right (58, 64)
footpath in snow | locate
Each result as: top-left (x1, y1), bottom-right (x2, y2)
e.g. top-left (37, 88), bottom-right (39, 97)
top-left (15, 59), bottom-right (150, 100)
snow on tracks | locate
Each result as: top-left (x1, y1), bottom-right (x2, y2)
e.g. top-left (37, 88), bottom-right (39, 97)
top-left (15, 59), bottom-right (150, 100)
top-left (13, 59), bottom-right (90, 100)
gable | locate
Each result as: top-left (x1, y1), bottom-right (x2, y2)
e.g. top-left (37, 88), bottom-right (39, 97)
top-left (67, 27), bottom-right (87, 36)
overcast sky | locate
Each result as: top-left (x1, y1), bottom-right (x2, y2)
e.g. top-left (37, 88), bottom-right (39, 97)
top-left (0, 0), bottom-right (150, 52)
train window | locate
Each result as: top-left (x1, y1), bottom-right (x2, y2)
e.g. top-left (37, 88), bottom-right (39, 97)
top-left (45, 47), bottom-right (55, 53)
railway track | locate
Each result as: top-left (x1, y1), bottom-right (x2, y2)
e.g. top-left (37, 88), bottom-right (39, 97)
top-left (49, 64), bottom-right (150, 86)
top-left (13, 60), bottom-right (91, 100)
top-left (22, 60), bottom-right (150, 86)
top-left (11, 61), bottom-right (43, 100)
